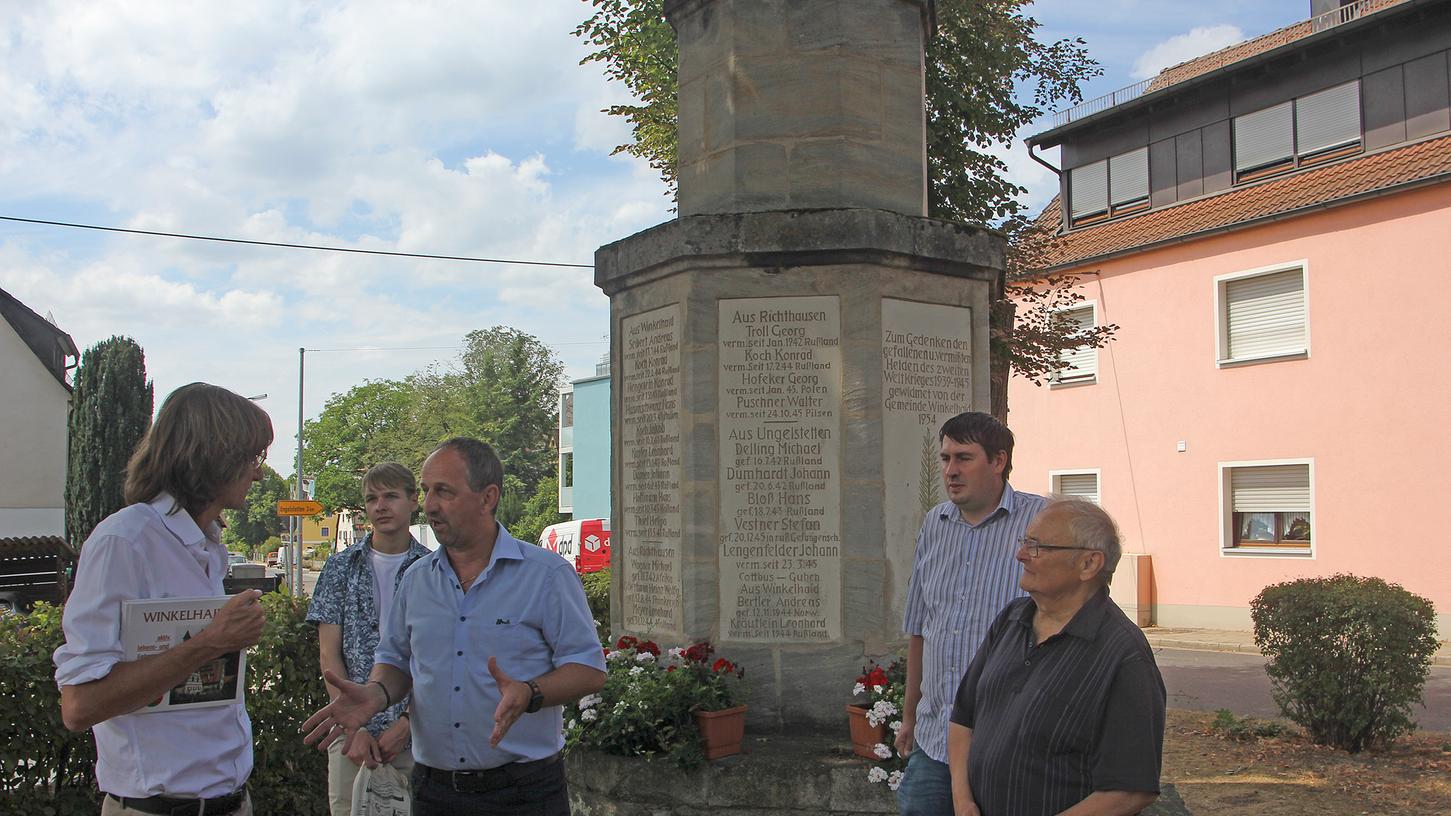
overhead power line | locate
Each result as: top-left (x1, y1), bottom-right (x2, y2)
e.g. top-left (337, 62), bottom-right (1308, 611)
top-left (0, 214), bottom-right (594, 269)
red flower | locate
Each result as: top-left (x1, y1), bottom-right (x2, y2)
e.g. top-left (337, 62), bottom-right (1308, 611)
top-left (615, 635), bottom-right (639, 651)
top-left (712, 658), bottom-right (734, 673)
top-left (637, 639), bottom-right (661, 656)
top-left (666, 665), bottom-right (677, 673)
top-left (683, 642), bottom-right (714, 663)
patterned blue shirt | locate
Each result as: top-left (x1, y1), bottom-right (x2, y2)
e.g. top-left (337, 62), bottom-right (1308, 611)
top-left (901, 484), bottom-right (1046, 763)
top-left (307, 534), bottom-right (430, 736)
top-left (375, 524), bottom-right (607, 770)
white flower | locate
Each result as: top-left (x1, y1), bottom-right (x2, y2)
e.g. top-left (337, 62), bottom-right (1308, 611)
top-left (867, 711), bottom-right (884, 727)
top-left (852, 682), bottom-right (866, 696)
top-left (873, 684), bottom-right (884, 694)
top-left (867, 766), bottom-right (888, 784)
top-left (581, 708), bottom-right (598, 722)
top-left (872, 700), bottom-right (898, 718)
top-left (635, 652), bottom-right (655, 663)
top-left (629, 665), bottom-right (645, 676)
top-left (873, 743), bottom-right (893, 759)
top-left (668, 647), bottom-right (686, 660)
top-left (890, 720), bottom-right (902, 733)
top-left (578, 693), bottom-right (602, 710)
top-left (605, 650), bottom-right (626, 662)
top-left (887, 770), bottom-right (904, 791)
top-left (566, 719), bottom-right (575, 729)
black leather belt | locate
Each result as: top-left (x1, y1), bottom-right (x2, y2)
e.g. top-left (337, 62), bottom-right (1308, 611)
top-left (417, 752), bottom-right (561, 793)
top-left (105, 789), bottom-right (246, 816)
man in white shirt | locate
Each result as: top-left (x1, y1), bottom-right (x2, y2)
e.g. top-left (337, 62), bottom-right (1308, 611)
top-left (307, 462), bottom-right (430, 816)
top-left (54, 382), bottom-right (272, 816)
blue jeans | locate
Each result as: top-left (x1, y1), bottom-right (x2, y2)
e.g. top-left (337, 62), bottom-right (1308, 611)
top-left (895, 748), bottom-right (952, 816)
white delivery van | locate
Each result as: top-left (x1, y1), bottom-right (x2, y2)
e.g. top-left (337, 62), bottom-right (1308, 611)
top-left (538, 519), bottom-right (611, 574)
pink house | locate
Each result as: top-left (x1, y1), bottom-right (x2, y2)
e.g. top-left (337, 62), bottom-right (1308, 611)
top-left (1011, 0), bottom-right (1451, 633)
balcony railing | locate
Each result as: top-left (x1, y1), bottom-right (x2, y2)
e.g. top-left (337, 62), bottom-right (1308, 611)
top-left (1043, 0), bottom-right (1392, 131)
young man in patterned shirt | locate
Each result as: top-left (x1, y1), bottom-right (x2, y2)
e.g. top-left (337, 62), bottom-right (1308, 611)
top-left (307, 462), bottom-right (431, 816)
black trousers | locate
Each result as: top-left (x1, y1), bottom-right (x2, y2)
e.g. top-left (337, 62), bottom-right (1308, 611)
top-left (411, 757), bottom-right (569, 816)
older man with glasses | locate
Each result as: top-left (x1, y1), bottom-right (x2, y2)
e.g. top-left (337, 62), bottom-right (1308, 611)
top-left (947, 497), bottom-right (1166, 816)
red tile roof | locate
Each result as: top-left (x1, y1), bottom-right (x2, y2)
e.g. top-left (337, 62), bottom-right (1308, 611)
top-left (1143, 0), bottom-right (1409, 95)
top-left (1033, 134), bottom-right (1451, 272)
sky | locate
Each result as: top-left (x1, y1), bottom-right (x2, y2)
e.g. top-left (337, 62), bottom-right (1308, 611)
top-left (0, 1), bottom-right (1309, 477)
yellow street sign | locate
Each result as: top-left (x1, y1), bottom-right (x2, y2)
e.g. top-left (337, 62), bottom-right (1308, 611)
top-left (276, 500), bottom-right (325, 517)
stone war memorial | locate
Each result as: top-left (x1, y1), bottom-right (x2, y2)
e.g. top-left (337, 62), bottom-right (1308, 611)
top-left (576, 0), bottom-right (1003, 811)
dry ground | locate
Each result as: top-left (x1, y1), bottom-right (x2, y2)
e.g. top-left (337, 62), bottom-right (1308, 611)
top-left (1163, 709), bottom-right (1451, 815)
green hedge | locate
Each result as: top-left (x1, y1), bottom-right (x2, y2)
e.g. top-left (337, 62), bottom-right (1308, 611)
top-left (0, 593), bottom-right (330, 815)
top-left (1251, 574), bottom-right (1439, 753)
top-left (582, 568), bottom-right (610, 642)
top-left (0, 602), bottom-right (97, 815)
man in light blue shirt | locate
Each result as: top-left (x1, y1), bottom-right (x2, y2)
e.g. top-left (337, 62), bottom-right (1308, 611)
top-left (895, 412), bottom-right (1046, 816)
top-left (305, 437), bottom-right (605, 815)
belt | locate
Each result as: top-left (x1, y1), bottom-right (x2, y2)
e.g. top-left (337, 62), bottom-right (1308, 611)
top-left (105, 789), bottom-right (247, 816)
top-left (417, 753), bottom-right (561, 793)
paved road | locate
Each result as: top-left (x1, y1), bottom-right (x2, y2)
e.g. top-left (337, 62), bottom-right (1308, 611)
top-left (1155, 647), bottom-right (1451, 732)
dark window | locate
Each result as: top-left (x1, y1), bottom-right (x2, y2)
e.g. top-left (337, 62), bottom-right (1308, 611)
top-left (1234, 81), bottom-right (1361, 181)
top-left (1069, 147), bottom-right (1149, 225)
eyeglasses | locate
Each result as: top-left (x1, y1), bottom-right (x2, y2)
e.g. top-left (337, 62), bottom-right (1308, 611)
top-left (1017, 536), bottom-right (1095, 558)
top-left (251, 451), bottom-right (268, 469)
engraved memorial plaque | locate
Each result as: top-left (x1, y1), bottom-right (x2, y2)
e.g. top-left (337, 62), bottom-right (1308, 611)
top-left (620, 305), bottom-right (684, 635)
top-left (718, 296), bottom-right (842, 642)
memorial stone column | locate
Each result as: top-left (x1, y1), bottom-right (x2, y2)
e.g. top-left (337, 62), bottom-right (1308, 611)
top-left (596, 0), bottom-right (1005, 729)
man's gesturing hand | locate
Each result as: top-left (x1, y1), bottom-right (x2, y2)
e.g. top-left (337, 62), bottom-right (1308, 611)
top-left (302, 671), bottom-right (387, 752)
top-left (196, 590), bottom-right (265, 656)
top-left (488, 657), bottom-right (532, 747)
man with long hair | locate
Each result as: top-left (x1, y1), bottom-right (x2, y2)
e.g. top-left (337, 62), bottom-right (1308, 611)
top-left (55, 383), bottom-right (272, 816)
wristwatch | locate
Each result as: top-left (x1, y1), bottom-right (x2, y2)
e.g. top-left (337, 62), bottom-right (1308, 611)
top-left (525, 679), bottom-right (544, 714)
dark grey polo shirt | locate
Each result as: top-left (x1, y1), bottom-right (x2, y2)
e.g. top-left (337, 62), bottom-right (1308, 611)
top-left (949, 589), bottom-right (1165, 816)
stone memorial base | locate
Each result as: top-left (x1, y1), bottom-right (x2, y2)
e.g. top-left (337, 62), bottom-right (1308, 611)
top-left (565, 730), bottom-right (897, 816)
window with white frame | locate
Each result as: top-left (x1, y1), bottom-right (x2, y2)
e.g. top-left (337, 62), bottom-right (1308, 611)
top-left (1052, 304), bottom-right (1098, 384)
top-left (1051, 470), bottom-right (1100, 505)
top-left (1069, 147), bottom-right (1149, 224)
top-left (1222, 461), bottom-right (1313, 552)
top-left (1216, 264), bottom-right (1307, 365)
top-left (1233, 81), bottom-right (1361, 180)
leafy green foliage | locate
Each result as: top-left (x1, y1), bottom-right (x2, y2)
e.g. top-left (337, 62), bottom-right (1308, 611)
top-left (1209, 708), bottom-right (1287, 742)
top-left (301, 327), bottom-right (564, 513)
top-left (65, 336), bottom-right (153, 549)
top-left (574, 0), bottom-right (679, 197)
top-left (504, 476), bottom-right (567, 548)
top-left (222, 464), bottom-right (291, 556)
top-left (0, 595), bottom-right (328, 814)
top-left (247, 591), bottom-right (329, 814)
top-left (0, 603), bottom-right (98, 815)
top-left (581, 567), bottom-right (611, 642)
top-left (1251, 574), bottom-right (1439, 753)
top-left (573, 1), bottom-right (1112, 417)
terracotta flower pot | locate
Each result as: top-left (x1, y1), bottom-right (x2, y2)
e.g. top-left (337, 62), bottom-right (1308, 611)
top-left (846, 703), bottom-right (889, 760)
top-left (694, 704), bottom-right (748, 759)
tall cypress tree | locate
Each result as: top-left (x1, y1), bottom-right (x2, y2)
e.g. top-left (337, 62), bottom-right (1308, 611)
top-left (65, 336), bottom-right (153, 549)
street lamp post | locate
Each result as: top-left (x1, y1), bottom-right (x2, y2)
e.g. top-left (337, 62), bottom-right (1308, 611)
top-left (294, 347), bottom-right (305, 597)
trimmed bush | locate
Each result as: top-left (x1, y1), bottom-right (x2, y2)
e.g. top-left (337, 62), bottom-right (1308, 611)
top-left (582, 568), bottom-right (610, 642)
top-left (248, 591), bottom-right (330, 814)
top-left (1251, 574), bottom-right (1438, 753)
top-left (0, 602), bottom-right (98, 815)
top-left (0, 592), bottom-right (329, 814)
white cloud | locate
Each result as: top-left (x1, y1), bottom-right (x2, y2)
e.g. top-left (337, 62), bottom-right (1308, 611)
top-left (1132, 25), bottom-right (1244, 80)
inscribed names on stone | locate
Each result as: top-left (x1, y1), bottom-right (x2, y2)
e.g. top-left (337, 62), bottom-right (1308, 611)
top-left (620, 305), bottom-right (684, 636)
top-left (718, 296), bottom-right (842, 643)
top-left (880, 299), bottom-right (973, 627)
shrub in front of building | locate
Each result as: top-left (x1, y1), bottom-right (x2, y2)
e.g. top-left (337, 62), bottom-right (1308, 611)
top-left (1251, 574), bottom-right (1438, 753)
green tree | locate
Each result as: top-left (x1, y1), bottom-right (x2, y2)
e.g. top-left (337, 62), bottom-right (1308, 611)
top-left (65, 337), bottom-right (153, 549)
top-left (460, 327), bottom-right (565, 494)
top-left (575, 0), bottom-right (1112, 418)
top-left (500, 475), bottom-right (567, 546)
top-left (301, 379), bottom-right (420, 512)
top-left (221, 464), bottom-right (290, 556)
